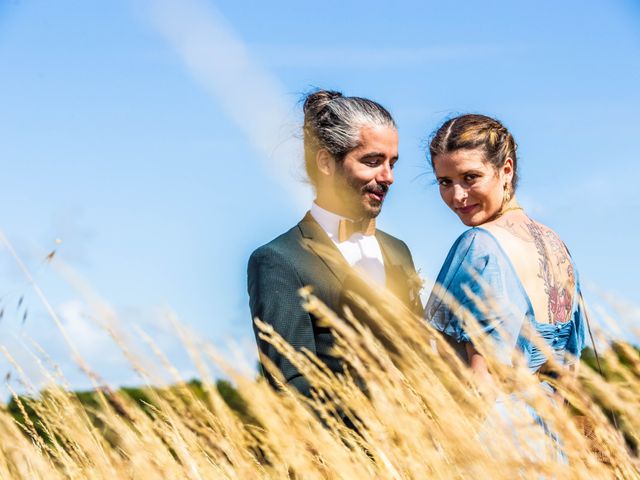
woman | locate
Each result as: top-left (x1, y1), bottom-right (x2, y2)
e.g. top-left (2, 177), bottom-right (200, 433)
top-left (424, 114), bottom-right (588, 460)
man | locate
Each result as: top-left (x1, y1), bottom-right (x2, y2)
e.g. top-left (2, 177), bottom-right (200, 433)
top-left (248, 90), bottom-right (422, 397)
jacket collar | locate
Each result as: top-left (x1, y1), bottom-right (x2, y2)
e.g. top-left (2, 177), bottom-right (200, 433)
top-left (376, 231), bottom-right (402, 272)
top-left (298, 212), bottom-right (350, 285)
top-left (299, 212), bottom-right (404, 286)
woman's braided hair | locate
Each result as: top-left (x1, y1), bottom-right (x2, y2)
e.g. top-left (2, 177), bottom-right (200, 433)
top-left (429, 114), bottom-right (519, 190)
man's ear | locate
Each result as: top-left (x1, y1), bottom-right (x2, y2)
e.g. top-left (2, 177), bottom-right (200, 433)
top-left (316, 149), bottom-right (335, 177)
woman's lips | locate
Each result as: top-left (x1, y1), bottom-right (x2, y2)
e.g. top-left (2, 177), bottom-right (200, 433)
top-left (456, 204), bottom-right (478, 215)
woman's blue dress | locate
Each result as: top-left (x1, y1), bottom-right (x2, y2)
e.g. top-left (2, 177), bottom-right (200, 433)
top-left (426, 227), bottom-right (587, 370)
top-left (425, 227), bottom-right (589, 461)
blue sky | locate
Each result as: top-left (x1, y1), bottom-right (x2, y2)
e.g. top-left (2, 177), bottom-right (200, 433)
top-left (0, 0), bottom-right (639, 393)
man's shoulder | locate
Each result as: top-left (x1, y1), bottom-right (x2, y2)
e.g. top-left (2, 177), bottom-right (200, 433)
top-left (376, 228), bottom-right (419, 274)
top-left (376, 228), bottom-right (411, 254)
top-left (250, 222), bottom-right (306, 263)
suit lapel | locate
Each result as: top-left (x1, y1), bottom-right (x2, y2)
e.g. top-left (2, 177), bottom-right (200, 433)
top-left (376, 232), bottom-right (416, 309)
top-left (298, 213), bottom-right (418, 311)
top-left (298, 212), bottom-right (350, 286)
top-left (376, 232), bottom-right (402, 287)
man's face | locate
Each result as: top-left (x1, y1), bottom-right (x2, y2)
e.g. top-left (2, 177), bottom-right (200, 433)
top-left (332, 125), bottom-right (398, 219)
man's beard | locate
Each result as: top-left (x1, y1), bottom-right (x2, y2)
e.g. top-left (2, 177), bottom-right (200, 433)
top-left (361, 182), bottom-right (389, 217)
top-left (335, 176), bottom-right (389, 219)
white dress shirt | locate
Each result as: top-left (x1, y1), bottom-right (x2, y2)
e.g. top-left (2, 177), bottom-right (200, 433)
top-left (309, 202), bottom-right (386, 286)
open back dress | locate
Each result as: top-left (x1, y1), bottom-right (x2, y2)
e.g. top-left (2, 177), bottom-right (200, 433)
top-left (425, 226), bottom-right (589, 462)
top-left (425, 227), bottom-right (587, 371)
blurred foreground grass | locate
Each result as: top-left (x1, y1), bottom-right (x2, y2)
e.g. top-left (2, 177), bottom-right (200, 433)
top-left (0, 286), bottom-right (638, 479)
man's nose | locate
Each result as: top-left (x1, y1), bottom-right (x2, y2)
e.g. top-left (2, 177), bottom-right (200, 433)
top-left (452, 184), bottom-right (467, 203)
top-left (377, 162), bottom-right (394, 185)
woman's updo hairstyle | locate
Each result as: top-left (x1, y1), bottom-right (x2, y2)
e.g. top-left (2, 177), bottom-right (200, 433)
top-left (429, 114), bottom-right (519, 190)
top-left (303, 89), bottom-right (396, 186)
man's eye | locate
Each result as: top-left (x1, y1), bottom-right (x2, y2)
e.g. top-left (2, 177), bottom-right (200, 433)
top-left (438, 179), bottom-right (451, 187)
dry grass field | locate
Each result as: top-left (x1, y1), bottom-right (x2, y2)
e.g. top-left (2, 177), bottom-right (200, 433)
top-left (0, 277), bottom-right (638, 480)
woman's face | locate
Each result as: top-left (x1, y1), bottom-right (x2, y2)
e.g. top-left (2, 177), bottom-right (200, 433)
top-left (433, 148), bottom-right (511, 226)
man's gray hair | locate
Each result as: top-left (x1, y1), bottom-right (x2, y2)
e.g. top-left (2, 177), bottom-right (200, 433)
top-left (303, 89), bottom-right (396, 186)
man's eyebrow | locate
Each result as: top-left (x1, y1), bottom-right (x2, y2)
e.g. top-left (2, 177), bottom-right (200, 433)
top-left (360, 152), bottom-right (385, 159)
top-left (360, 152), bottom-right (399, 160)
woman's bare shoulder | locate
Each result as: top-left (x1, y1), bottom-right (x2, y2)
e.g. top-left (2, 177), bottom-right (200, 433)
top-left (482, 213), bottom-right (531, 242)
top-left (483, 213), bottom-right (566, 246)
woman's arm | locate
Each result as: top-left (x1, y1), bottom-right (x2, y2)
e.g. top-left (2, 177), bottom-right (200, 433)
top-left (465, 343), bottom-right (498, 405)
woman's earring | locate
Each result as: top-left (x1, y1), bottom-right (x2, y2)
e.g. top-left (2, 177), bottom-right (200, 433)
top-left (503, 182), bottom-right (511, 204)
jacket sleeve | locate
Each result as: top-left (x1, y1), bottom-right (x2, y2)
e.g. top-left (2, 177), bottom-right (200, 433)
top-left (248, 246), bottom-right (315, 397)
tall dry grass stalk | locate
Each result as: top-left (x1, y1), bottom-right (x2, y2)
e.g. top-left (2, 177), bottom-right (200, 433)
top-left (0, 282), bottom-right (637, 479)
top-left (0, 239), bottom-right (637, 478)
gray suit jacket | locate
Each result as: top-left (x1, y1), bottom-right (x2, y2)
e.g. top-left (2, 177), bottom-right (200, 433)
top-left (248, 212), bottom-right (422, 396)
